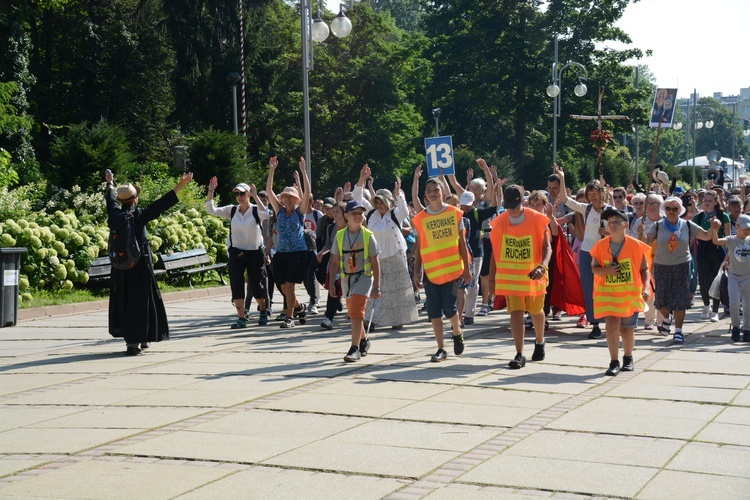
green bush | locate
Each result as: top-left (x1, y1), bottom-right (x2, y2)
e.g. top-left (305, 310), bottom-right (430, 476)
top-left (187, 128), bottom-right (248, 203)
top-left (49, 118), bottom-right (135, 192)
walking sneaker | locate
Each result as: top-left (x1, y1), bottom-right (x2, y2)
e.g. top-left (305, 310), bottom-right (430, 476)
top-left (231, 318), bottom-right (247, 329)
top-left (274, 312), bottom-right (286, 321)
top-left (320, 317), bottom-right (333, 330)
top-left (308, 303), bottom-right (319, 315)
top-left (731, 326), bottom-right (741, 342)
top-left (431, 348), bottom-right (448, 362)
top-left (587, 324), bottom-right (602, 339)
top-left (551, 310), bottom-right (562, 321)
top-left (531, 342), bottom-right (545, 362)
top-left (477, 304), bottom-right (490, 317)
top-left (576, 315), bottom-right (588, 328)
top-left (710, 311), bottom-right (719, 322)
top-left (343, 345), bottom-right (361, 362)
top-left (280, 316), bottom-right (295, 328)
top-left (699, 305), bottom-right (710, 320)
top-left (359, 336), bottom-right (371, 357)
top-left (244, 309), bottom-right (251, 321)
top-left (125, 345), bottom-right (142, 356)
top-left (621, 356), bottom-right (635, 372)
top-left (452, 331), bottom-right (465, 356)
top-left (258, 311), bottom-right (269, 326)
top-left (605, 360), bottom-right (621, 376)
top-left (644, 323), bottom-right (655, 331)
top-left (464, 316), bottom-right (474, 325)
top-left (508, 353), bottom-right (526, 369)
top-left (524, 315), bottom-right (533, 328)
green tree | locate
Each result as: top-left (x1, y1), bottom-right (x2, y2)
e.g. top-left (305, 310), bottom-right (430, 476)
top-left (186, 128), bottom-right (248, 203)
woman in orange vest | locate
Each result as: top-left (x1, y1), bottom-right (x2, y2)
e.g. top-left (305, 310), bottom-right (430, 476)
top-left (490, 184), bottom-right (552, 369)
top-left (412, 176), bottom-right (472, 362)
top-left (591, 208), bottom-right (651, 376)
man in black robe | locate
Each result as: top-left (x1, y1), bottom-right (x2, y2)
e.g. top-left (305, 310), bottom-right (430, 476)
top-left (105, 171), bottom-right (194, 355)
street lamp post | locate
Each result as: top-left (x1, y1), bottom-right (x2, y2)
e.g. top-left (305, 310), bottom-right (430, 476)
top-left (546, 33), bottom-right (588, 169)
top-left (432, 108), bottom-right (441, 136)
top-left (300, 0), bottom-right (352, 180)
top-left (228, 72), bottom-right (241, 135)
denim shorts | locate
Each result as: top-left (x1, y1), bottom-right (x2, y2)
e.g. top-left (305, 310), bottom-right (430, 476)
top-left (423, 274), bottom-right (458, 320)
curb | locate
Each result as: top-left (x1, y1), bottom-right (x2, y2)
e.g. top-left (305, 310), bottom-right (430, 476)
top-left (17, 285), bottom-right (232, 322)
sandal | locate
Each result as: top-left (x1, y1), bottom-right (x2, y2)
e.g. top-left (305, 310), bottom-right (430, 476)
top-left (673, 331), bottom-right (684, 344)
top-left (657, 314), bottom-right (673, 336)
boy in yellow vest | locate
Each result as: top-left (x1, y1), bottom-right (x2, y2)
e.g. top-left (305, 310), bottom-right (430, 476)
top-left (329, 200), bottom-right (382, 362)
top-left (413, 177), bottom-right (472, 362)
top-left (490, 185), bottom-right (552, 368)
top-left (591, 208), bottom-right (651, 376)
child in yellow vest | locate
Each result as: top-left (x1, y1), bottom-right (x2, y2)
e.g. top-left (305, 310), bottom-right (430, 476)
top-left (591, 208), bottom-right (651, 376)
top-left (490, 184), bottom-right (552, 369)
top-left (412, 177), bottom-right (472, 362)
top-left (328, 200), bottom-right (381, 362)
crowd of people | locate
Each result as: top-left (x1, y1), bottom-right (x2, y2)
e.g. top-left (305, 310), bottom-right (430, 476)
top-left (105, 160), bottom-right (750, 375)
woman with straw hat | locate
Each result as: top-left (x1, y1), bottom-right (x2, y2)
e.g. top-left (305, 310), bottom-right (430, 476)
top-left (265, 156), bottom-right (312, 328)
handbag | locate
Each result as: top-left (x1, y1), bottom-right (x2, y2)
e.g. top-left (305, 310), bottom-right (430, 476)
top-left (708, 268), bottom-right (725, 300)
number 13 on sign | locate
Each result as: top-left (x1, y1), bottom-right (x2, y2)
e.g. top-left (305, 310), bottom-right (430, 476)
top-left (425, 136), bottom-right (455, 176)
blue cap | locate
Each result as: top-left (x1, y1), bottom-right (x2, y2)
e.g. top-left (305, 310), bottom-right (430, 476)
top-left (345, 199), bottom-right (365, 213)
top-left (673, 186), bottom-right (685, 196)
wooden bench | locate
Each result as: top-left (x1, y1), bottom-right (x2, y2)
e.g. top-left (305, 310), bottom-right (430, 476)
top-left (159, 248), bottom-right (227, 288)
top-left (87, 255), bottom-right (167, 284)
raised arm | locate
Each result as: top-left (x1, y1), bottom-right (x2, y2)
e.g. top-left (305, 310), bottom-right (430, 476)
top-left (412, 164), bottom-right (425, 212)
top-left (393, 178), bottom-right (408, 223)
top-left (447, 174), bottom-right (466, 194)
top-left (476, 159), bottom-right (495, 207)
top-left (710, 218), bottom-right (727, 245)
top-left (295, 160), bottom-right (311, 214)
top-left (354, 164), bottom-right (374, 211)
top-left (554, 163), bottom-right (569, 204)
top-left (265, 156), bottom-right (281, 213)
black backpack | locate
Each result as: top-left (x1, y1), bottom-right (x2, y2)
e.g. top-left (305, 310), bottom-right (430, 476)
top-left (229, 205), bottom-right (260, 249)
top-left (366, 208), bottom-right (400, 227)
top-left (108, 211), bottom-right (141, 270)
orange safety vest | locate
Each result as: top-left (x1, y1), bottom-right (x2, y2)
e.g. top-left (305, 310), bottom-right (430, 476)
top-left (489, 209), bottom-right (549, 297)
top-left (590, 235), bottom-right (651, 318)
top-left (413, 205), bottom-right (465, 285)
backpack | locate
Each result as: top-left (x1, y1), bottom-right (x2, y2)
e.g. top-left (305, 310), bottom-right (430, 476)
top-left (108, 211), bottom-right (141, 270)
top-left (229, 205), bottom-right (260, 249)
top-left (366, 208), bottom-right (399, 227)
top-left (297, 211), bottom-right (317, 251)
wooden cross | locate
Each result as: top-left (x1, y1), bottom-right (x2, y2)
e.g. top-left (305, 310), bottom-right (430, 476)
top-left (570, 86), bottom-right (630, 179)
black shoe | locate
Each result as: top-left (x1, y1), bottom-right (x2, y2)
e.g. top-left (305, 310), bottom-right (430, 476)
top-left (452, 331), bottom-right (465, 356)
top-left (125, 346), bottom-right (142, 356)
top-left (744, 330), bottom-right (750, 342)
top-left (431, 348), bottom-right (448, 362)
top-left (464, 316), bottom-right (474, 325)
top-left (531, 342), bottom-right (545, 361)
top-left (391, 325), bottom-right (403, 330)
top-left (343, 345), bottom-right (361, 362)
top-left (508, 353), bottom-right (526, 369)
top-left (588, 324), bottom-right (602, 339)
top-left (140, 342), bottom-right (151, 350)
top-left (605, 360), bottom-right (621, 376)
top-left (544, 321), bottom-right (549, 331)
top-left (359, 337), bottom-right (371, 357)
top-left (731, 327), bottom-right (741, 342)
top-left (622, 356), bottom-right (634, 372)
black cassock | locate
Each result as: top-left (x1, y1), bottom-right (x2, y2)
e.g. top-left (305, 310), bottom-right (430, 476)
top-left (106, 186), bottom-right (178, 344)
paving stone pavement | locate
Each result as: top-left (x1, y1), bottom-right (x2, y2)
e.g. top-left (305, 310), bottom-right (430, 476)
top-left (1, 286), bottom-right (749, 498)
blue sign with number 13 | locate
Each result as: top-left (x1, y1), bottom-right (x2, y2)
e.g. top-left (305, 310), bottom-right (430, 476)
top-left (425, 136), bottom-right (455, 176)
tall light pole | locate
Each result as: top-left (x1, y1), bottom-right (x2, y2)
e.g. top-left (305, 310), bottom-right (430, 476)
top-left (301, 0), bottom-right (352, 180)
top-left (432, 108), bottom-right (441, 136)
top-left (546, 33), bottom-right (588, 169)
top-left (672, 110), bottom-right (690, 183)
top-left (228, 72), bottom-right (241, 135)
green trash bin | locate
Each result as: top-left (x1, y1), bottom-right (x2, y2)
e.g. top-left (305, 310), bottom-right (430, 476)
top-left (1, 247), bottom-right (28, 328)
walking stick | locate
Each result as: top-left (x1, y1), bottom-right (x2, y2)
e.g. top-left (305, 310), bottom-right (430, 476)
top-left (366, 297), bottom-right (376, 336)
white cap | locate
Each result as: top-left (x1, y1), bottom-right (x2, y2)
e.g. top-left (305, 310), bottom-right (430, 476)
top-left (233, 183), bottom-right (251, 193)
top-left (459, 191), bottom-right (475, 206)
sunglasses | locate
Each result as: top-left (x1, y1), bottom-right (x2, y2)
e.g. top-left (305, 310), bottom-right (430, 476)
top-left (235, 191), bottom-right (248, 197)
top-left (632, 202), bottom-right (644, 206)
top-left (613, 195), bottom-right (624, 199)
top-left (664, 206), bottom-right (680, 212)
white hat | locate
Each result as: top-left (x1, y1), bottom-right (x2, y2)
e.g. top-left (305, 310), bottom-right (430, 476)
top-left (459, 191), bottom-right (475, 206)
top-left (661, 196), bottom-right (686, 217)
top-left (233, 183), bottom-right (251, 193)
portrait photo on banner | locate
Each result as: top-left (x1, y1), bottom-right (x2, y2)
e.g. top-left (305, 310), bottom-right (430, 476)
top-left (649, 87), bottom-right (678, 128)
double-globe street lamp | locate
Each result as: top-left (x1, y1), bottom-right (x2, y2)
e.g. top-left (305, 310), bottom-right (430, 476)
top-left (674, 106), bottom-right (714, 187)
top-left (300, 0), bottom-right (352, 180)
top-left (546, 33), bottom-right (588, 169)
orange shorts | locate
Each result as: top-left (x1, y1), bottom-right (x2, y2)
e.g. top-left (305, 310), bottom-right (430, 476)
top-left (346, 295), bottom-right (368, 320)
top-left (507, 294), bottom-right (545, 314)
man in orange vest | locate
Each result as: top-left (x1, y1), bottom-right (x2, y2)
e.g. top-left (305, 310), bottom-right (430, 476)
top-left (591, 208), bottom-right (651, 376)
top-left (413, 177), bottom-right (472, 362)
top-left (490, 185), bottom-right (552, 369)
